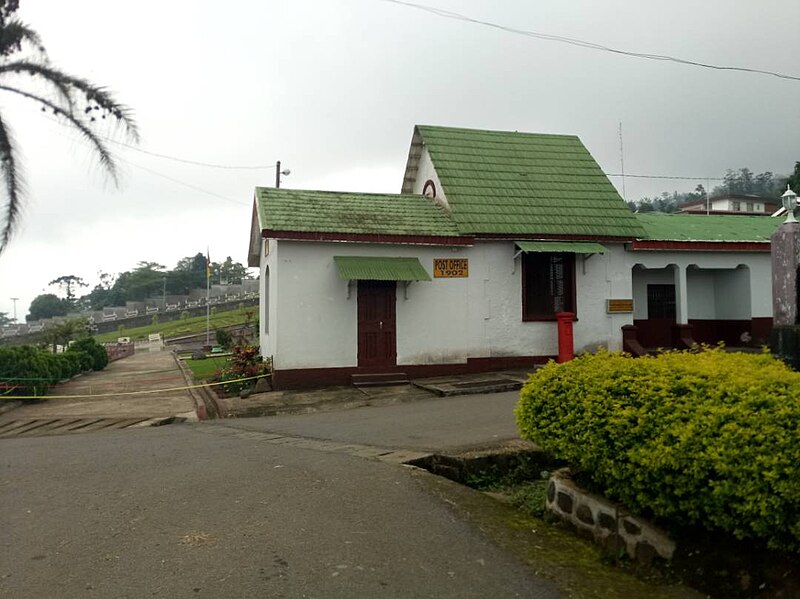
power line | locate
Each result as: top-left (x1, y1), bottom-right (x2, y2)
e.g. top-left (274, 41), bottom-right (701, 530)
top-left (42, 112), bottom-right (276, 171)
top-left (108, 138), bottom-right (276, 170)
top-left (380, 0), bottom-right (800, 82)
top-left (41, 114), bottom-right (250, 206)
top-left (118, 157), bottom-right (249, 206)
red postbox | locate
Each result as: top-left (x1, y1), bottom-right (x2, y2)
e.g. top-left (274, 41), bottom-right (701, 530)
top-left (556, 312), bottom-right (575, 363)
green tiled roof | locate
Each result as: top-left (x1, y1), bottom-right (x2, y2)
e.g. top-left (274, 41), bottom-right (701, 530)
top-left (254, 188), bottom-right (460, 237)
top-left (415, 125), bottom-right (645, 239)
top-left (333, 256), bottom-right (431, 281)
top-left (515, 240), bottom-right (607, 254)
top-left (635, 213), bottom-right (781, 242)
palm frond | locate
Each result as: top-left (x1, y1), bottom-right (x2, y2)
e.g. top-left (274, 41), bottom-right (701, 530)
top-left (0, 84), bottom-right (120, 185)
top-left (0, 112), bottom-right (24, 253)
top-left (0, 60), bottom-right (73, 110)
top-left (0, 19), bottom-right (44, 57)
top-left (0, 61), bottom-right (139, 141)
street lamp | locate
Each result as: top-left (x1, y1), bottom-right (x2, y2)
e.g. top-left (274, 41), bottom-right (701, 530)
top-left (9, 297), bottom-right (18, 323)
top-left (782, 185), bottom-right (798, 224)
top-left (276, 161), bottom-right (291, 188)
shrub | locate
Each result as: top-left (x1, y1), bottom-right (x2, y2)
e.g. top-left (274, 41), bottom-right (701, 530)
top-left (0, 344), bottom-right (96, 397)
top-left (515, 347), bottom-right (800, 551)
top-left (210, 344), bottom-right (270, 395)
top-left (215, 328), bottom-right (232, 349)
top-left (68, 337), bottom-right (108, 371)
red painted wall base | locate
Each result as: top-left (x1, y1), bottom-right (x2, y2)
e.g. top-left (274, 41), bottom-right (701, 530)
top-left (272, 355), bottom-right (552, 390)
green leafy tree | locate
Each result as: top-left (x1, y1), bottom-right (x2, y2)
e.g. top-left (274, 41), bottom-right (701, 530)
top-left (27, 293), bottom-right (69, 321)
top-left (0, 0), bottom-right (138, 253)
top-left (49, 274), bottom-right (87, 303)
top-left (40, 317), bottom-right (87, 351)
top-left (110, 262), bottom-right (165, 301)
top-left (0, 310), bottom-right (11, 325)
top-left (169, 252), bottom-right (207, 293)
top-left (786, 161), bottom-right (800, 193)
top-left (214, 256), bottom-right (251, 285)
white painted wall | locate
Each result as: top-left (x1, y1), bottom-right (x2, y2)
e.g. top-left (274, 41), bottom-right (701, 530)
top-left (267, 240), bottom-right (632, 370)
top-left (714, 267), bottom-right (752, 319)
top-left (410, 145), bottom-right (450, 211)
top-left (687, 269), bottom-right (716, 319)
top-left (259, 238), bottom-right (279, 361)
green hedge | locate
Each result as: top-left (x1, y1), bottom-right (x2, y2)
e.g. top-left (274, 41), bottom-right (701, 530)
top-left (515, 347), bottom-right (800, 551)
top-left (67, 337), bottom-right (108, 371)
top-left (0, 338), bottom-right (108, 398)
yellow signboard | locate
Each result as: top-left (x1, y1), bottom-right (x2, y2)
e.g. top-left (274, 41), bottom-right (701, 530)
top-left (433, 258), bottom-right (469, 278)
top-left (607, 299), bottom-right (634, 313)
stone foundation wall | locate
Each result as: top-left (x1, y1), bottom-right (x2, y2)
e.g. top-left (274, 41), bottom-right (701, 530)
top-left (546, 469), bottom-right (675, 565)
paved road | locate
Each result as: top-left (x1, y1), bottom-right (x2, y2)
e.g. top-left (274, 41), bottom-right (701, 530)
top-left (0, 424), bottom-right (560, 599)
top-left (220, 390), bottom-right (523, 453)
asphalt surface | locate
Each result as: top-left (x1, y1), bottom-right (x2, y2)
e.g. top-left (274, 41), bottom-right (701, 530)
top-left (220, 390), bottom-right (523, 453)
top-left (0, 424), bottom-right (560, 599)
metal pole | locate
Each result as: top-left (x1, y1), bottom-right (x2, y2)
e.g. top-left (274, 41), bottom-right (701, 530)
top-left (206, 256), bottom-right (211, 347)
top-left (9, 297), bottom-right (18, 323)
top-left (276, 160), bottom-right (281, 188)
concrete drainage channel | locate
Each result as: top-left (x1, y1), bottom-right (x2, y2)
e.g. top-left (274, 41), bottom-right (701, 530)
top-left (408, 443), bottom-right (800, 599)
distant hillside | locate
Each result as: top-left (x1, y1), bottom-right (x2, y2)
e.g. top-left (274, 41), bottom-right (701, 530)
top-left (95, 306), bottom-right (257, 343)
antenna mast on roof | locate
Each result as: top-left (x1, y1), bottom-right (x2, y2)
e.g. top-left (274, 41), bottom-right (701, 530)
top-left (618, 122), bottom-right (626, 201)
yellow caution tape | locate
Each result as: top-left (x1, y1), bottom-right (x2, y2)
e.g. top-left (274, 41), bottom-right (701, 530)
top-left (0, 374), bottom-right (270, 400)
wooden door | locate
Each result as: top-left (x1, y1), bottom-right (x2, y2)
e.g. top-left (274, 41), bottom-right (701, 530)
top-left (643, 283), bottom-right (676, 347)
top-left (357, 280), bottom-right (397, 368)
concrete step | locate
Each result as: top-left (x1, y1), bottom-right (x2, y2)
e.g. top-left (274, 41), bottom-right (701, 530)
top-left (351, 373), bottom-right (409, 387)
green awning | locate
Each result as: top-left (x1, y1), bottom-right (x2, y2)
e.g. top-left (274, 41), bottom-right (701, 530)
top-left (334, 256), bottom-right (432, 281)
top-left (515, 240), bottom-right (607, 254)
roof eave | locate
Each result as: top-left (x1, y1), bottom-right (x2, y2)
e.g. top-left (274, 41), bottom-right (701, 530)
top-left (247, 199), bottom-right (262, 267)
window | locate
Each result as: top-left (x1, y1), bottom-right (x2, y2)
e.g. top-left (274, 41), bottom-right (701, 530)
top-left (732, 201), bottom-right (741, 211)
top-left (746, 202), bottom-right (754, 212)
top-left (646, 284), bottom-right (675, 319)
top-left (522, 252), bottom-right (575, 320)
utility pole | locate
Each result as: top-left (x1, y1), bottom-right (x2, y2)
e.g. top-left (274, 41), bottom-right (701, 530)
top-left (9, 297), bottom-right (18, 323)
top-left (275, 161), bottom-right (291, 188)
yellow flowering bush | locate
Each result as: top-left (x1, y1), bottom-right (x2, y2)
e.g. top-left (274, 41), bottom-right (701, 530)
top-left (515, 347), bottom-right (800, 551)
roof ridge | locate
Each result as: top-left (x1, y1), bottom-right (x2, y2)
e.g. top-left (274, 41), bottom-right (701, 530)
top-left (255, 187), bottom-right (426, 199)
top-left (416, 124), bottom-right (579, 140)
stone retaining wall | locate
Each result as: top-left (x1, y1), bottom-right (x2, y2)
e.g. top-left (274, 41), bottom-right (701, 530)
top-left (104, 343), bottom-right (135, 362)
top-left (546, 469), bottom-right (675, 565)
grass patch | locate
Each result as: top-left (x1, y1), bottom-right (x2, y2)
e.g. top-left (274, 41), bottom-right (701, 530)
top-left (183, 356), bottom-right (231, 381)
top-left (507, 480), bottom-right (549, 518)
top-left (95, 307), bottom-right (255, 343)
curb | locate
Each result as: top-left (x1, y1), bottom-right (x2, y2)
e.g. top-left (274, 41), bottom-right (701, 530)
top-left (172, 352), bottom-right (225, 420)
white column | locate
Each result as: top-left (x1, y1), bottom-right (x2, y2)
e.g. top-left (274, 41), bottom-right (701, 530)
top-left (672, 264), bottom-right (688, 325)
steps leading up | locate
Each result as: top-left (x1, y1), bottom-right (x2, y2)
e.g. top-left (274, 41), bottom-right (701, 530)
top-left (351, 373), bottom-right (409, 387)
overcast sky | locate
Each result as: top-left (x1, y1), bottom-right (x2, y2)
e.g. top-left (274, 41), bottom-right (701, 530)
top-left (0, 0), bottom-right (798, 320)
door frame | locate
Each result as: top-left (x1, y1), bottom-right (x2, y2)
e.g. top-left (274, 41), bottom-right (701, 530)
top-left (356, 280), bottom-right (397, 369)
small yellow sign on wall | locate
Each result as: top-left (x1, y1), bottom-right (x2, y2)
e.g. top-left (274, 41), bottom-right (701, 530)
top-left (433, 258), bottom-right (469, 278)
top-left (607, 299), bottom-right (634, 313)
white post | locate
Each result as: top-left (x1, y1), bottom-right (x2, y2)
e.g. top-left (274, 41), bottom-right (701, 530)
top-left (206, 251), bottom-right (211, 347)
top-left (673, 264), bottom-right (689, 325)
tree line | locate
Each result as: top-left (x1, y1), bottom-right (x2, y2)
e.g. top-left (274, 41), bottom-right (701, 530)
top-left (627, 163), bottom-right (800, 213)
top-left (23, 253), bottom-right (255, 322)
